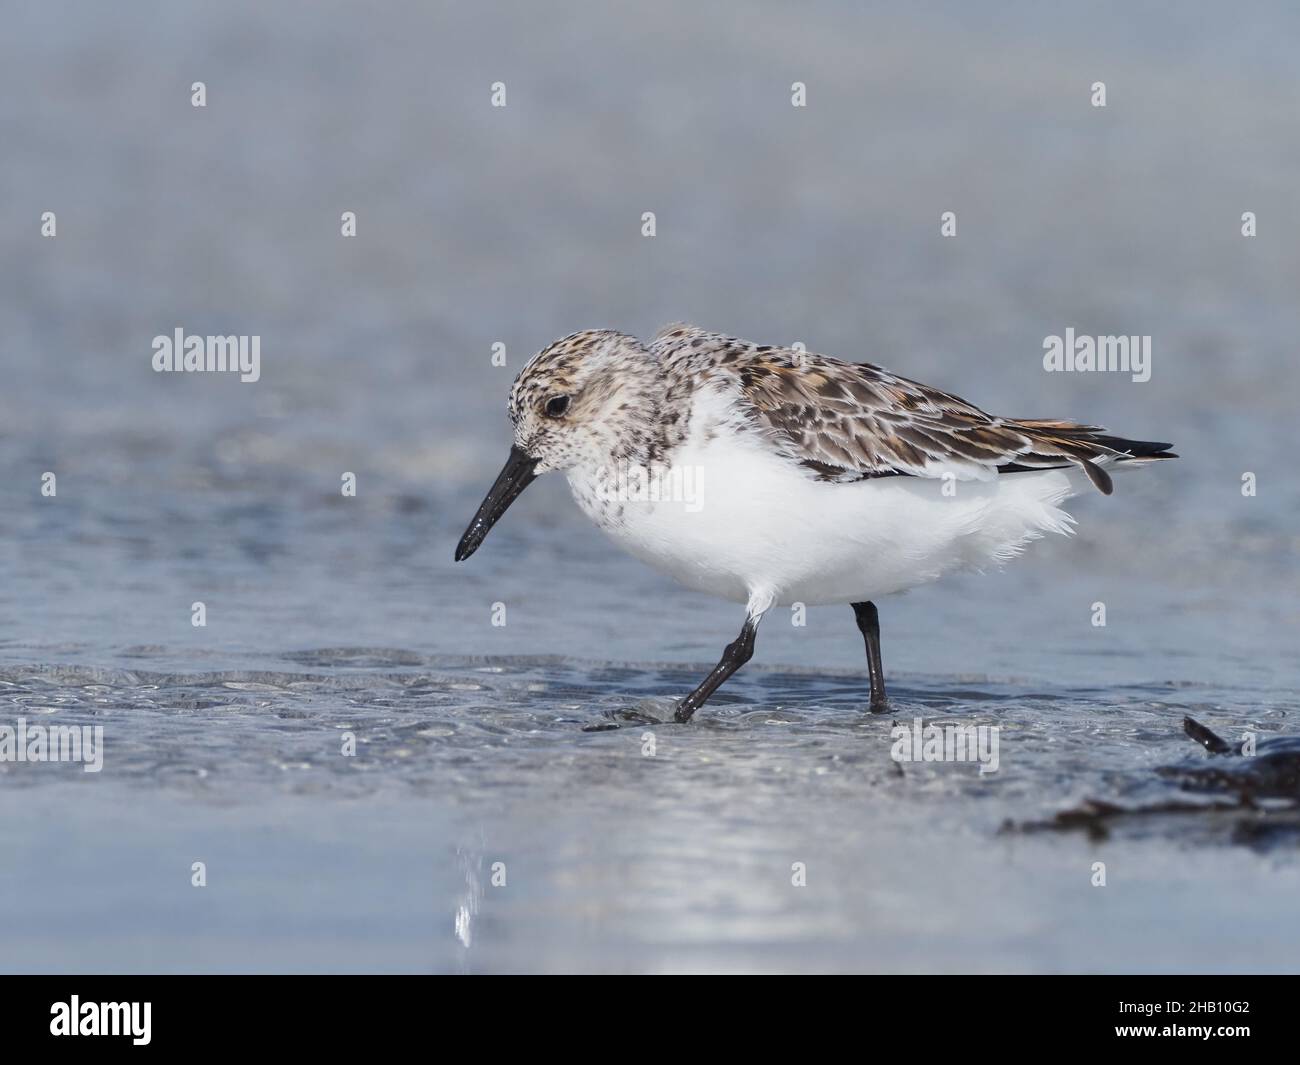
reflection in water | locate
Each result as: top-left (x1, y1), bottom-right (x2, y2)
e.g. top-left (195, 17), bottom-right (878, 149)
top-left (454, 836), bottom-right (484, 956)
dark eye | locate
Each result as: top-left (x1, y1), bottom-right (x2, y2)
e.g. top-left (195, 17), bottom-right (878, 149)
top-left (544, 395), bottom-right (570, 418)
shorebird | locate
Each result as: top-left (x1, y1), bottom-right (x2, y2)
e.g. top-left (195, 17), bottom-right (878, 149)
top-left (455, 325), bottom-right (1175, 723)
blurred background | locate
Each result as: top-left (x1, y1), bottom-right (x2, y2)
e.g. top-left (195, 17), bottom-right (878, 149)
top-left (1, 1), bottom-right (1298, 973)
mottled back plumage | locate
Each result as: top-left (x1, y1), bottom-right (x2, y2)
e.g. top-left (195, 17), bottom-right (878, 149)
top-left (648, 325), bottom-right (1174, 494)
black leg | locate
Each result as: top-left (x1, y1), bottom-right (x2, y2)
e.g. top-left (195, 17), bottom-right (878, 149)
top-left (851, 601), bottom-right (889, 713)
top-left (674, 615), bottom-right (759, 723)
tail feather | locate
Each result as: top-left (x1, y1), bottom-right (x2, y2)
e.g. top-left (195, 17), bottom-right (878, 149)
top-left (1088, 434), bottom-right (1177, 460)
top-left (1013, 419), bottom-right (1177, 460)
top-left (1000, 419), bottom-right (1177, 494)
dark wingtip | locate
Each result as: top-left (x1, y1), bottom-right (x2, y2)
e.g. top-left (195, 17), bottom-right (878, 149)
top-left (1104, 437), bottom-right (1177, 459)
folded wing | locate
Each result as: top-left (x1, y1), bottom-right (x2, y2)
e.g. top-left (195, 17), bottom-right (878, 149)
top-left (651, 325), bottom-right (1175, 495)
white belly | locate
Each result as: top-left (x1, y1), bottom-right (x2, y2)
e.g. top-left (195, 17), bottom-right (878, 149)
top-left (566, 432), bottom-right (1083, 609)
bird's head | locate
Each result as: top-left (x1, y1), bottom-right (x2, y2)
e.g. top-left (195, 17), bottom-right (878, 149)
top-left (455, 329), bottom-right (661, 561)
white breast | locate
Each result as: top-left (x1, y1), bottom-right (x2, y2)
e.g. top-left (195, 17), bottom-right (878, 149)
top-left (566, 391), bottom-right (1085, 609)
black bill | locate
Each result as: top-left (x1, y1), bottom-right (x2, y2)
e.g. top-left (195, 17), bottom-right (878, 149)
top-left (454, 446), bottom-right (540, 561)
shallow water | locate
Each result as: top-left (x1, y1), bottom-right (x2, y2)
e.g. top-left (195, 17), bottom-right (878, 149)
top-left (3, 1), bottom-right (1300, 972)
top-left (3, 647), bottom-right (1299, 973)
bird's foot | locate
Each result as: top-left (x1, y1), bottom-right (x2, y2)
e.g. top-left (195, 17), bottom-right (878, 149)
top-left (582, 706), bottom-right (665, 732)
top-left (867, 696), bottom-right (891, 715)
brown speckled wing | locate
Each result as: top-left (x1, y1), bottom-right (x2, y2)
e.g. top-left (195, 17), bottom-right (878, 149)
top-left (650, 326), bottom-right (1164, 494)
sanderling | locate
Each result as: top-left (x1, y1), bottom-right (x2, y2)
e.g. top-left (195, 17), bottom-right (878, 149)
top-left (456, 325), bottom-right (1176, 722)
